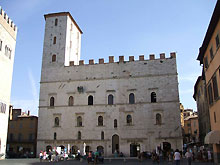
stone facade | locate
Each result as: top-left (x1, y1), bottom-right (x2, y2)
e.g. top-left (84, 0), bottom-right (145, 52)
top-left (0, 7), bottom-right (17, 158)
top-left (37, 12), bottom-right (182, 157)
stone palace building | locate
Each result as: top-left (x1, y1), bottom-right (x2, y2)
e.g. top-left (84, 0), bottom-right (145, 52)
top-left (37, 12), bottom-right (182, 157)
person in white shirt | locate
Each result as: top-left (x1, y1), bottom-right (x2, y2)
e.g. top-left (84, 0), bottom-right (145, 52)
top-left (174, 149), bottom-right (181, 165)
top-left (185, 148), bottom-right (192, 165)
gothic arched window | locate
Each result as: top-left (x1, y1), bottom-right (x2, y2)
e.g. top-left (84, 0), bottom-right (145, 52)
top-left (129, 93), bottom-right (135, 104)
top-left (50, 97), bottom-right (55, 107)
top-left (54, 117), bottom-right (59, 127)
top-left (98, 116), bottom-right (103, 126)
top-left (55, 18), bottom-right (58, 26)
top-left (77, 116), bottom-right (82, 127)
top-left (156, 113), bottom-right (162, 125)
top-left (69, 96), bottom-right (74, 106)
top-left (108, 94), bottom-right (114, 105)
top-left (151, 92), bottom-right (157, 103)
top-left (126, 115), bottom-right (132, 125)
top-left (88, 95), bottom-right (93, 105)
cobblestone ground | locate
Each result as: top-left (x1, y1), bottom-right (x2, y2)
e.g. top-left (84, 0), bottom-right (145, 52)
top-left (0, 158), bottom-right (216, 165)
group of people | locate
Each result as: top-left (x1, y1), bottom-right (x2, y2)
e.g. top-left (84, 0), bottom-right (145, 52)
top-left (150, 147), bottom-right (212, 165)
top-left (39, 149), bottom-right (68, 162)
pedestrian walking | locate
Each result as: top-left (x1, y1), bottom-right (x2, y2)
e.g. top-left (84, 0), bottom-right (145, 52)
top-left (185, 149), bottom-right (192, 165)
top-left (174, 149), bottom-right (181, 165)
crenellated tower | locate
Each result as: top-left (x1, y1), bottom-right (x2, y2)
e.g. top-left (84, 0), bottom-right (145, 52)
top-left (42, 12), bottom-right (82, 69)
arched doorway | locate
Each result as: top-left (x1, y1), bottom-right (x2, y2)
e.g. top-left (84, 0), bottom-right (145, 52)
top-left (97, 146), bottom-right (104, 155)
top-left (130, 143), bottom-right (140, 157)
top-left (163, 142), bottom-right (171, 152)
top-left (71, 146), bottom-right (78, 154)
top-left (46, 145), bottom-right (52, 152)
top-left (112, 134), bottom-right (119, 154)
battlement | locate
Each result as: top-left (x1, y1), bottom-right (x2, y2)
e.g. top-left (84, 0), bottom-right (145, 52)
top-left (70, 52), bottom-right (176, 66)
top-left (0, 7), bottom-right (17, 39)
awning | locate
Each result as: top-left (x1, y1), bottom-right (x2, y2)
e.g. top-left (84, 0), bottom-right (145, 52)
top-left (204, 130), bottom-right (220, 144)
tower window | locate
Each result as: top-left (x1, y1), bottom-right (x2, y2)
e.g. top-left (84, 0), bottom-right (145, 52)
top-left (101, 131), bottom-right (104, 140)
top-left (50, 97), bottom-right (55, 107)
top-left (54, 117), bottom-right (59, 127)
top-left (55, 18), bottom-right (58, 26)
top-left (78, 131), bottom-right (81, 140)
top-left (52, 54), bottom-right (56, 62)
top-left (53, 36), bottom-right (56, 44)
top-left (156, 113), bottom-right (162, 125)
top-left (108, 94), bottom-right (114, 105)
top-left (68, 96), bottom-right (74, 106)
top-left (114, 119), bottom-right (117, 128)
top-left (88, 95), bottom-right (93, 105)
top-left (77, 116), bottom-right (82, 127)
top-left (126, 115), bottom-right (132, 125)
top-left (151, 92), bottom-right (157, 103)
top-left (98, 116), bottom-right (103, 126)
top-left (129, 93), bottom-right (135, 104)
top-left (54, 132), bottom-right (57, 140)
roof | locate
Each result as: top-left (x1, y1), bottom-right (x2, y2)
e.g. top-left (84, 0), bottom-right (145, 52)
top-left (44, 12), bottom-right (83, 34)
top-left (197, 0), bottom-right (220, 63)
top-left (185, 115), bottom-right (198, 121)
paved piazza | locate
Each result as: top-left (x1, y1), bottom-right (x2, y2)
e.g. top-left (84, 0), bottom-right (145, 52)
top-left (0, 158), bottom-right (215, 165)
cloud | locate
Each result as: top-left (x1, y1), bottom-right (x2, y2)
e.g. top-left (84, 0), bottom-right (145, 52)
top-left (11, 68), bottom-right (39, 116)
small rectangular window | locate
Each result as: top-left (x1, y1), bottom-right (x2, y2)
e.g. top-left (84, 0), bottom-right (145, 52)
top-left (214, 112), bottom-right (216, 123)
top-left (210, 47), bottom-right (214, 59)
top-left (0, 40), bottom-right (2, 51)
top-left (204, 57), bottom-right (208, 68)
top-left (212, 75), bottom-right (219, 100)
top-left (216, 34), bottom-right (220, 48)
top-left (207, 83), bottom-right (213, 105)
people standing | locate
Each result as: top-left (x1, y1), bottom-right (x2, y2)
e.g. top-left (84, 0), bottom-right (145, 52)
top-left (208, 150), bottom-right (212, 162)
top-left (185, 149), bottom-right (192, 165)
top-left (174, 149), bottom-right (181, 165)
top-left (39, 151), bottom-right (43, 162)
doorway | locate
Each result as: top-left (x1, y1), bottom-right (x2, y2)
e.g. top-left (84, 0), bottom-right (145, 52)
top-left (112, 134), bottom-right (119, 154)
top-left (130, 143), bottom-right (140, 157)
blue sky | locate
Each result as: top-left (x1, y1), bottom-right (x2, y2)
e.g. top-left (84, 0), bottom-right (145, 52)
top-left (1, 0), bottom-right (217, 116)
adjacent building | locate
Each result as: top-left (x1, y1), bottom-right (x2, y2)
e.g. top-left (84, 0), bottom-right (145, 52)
top-left (37, 12), bottom-right (183, 157)
top-left (0, 7), bottom-right (17, 159)
top-left (183, 114), bottom-right (199, 144)
top-left (197, 1), bottom-right (220, 163)
top-left (7, 109), bottom-right (38, 158)
top-left (193, 74), bottom-right (211, 144)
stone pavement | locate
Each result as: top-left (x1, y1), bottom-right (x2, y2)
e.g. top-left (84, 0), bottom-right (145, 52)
top-left (0, 158), bottom-right (216, 165)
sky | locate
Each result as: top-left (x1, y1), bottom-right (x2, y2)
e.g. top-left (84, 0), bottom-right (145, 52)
top-left (1, 0), bottom-right (217, 116)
